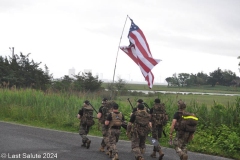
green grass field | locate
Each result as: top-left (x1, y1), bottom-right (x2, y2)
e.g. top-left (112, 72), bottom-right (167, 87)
top-left (102, 83), bottom-right (240, 94)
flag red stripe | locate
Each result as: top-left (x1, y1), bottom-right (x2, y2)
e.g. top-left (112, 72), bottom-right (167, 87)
top-left (129, 32), bottom-right (159, 66)
top-left (120, 46), bottom-right (154, 88)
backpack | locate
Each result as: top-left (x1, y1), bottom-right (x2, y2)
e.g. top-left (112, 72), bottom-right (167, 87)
top-left (81, 105), bottom-right (95, 127)
top-left (109, 112), bottom-right (123, 127)
top-left (151, 103), bottom-right (168, 126)
top-left (101, 101), bottom-right (113, 121)
top-left (134, 110), bottom-right (151, 136)
top-left (98, 105), bottom-right (105, 124)
top-left (176, 111), bottom-right (198, 133)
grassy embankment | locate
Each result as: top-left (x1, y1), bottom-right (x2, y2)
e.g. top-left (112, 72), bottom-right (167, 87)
top-left (102, 83), bottom-right (240, 94)
top-left (0, 87), bottom-right (239, 160)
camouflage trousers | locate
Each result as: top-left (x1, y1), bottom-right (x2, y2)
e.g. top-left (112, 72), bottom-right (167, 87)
top-left (108, 128), bottom-right (121, 156)
top-left (131, 132), bottom-right (147, 158)
top-left (173, 131), bottom-right (190, 159)
top-left (152, 125), bottom-right (163, 152)
top-left (100, 124), bottom-right (109, 148)
top-left (79, 123), bottom-right (90, 143)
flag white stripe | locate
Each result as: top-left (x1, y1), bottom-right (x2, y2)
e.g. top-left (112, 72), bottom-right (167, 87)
top-left (131, 30), bottom-right (152, 57)
top-left (129, 37), bottom-right (157, 71)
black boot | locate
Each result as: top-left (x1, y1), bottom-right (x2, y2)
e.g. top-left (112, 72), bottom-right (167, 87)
top-left (86, 140), bottom-right (91, 149)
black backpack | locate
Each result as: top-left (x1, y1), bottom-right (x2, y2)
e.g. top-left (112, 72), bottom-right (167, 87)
top-left (101, 101), bottom-right (113, 120)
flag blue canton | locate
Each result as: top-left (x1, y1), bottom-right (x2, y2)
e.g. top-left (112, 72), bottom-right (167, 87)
top-left (129, 19), bottom-right (140, 32)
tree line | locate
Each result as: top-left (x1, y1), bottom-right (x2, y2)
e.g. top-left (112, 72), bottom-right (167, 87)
top-left (1, 52), bottom-right (239, 91)
top-left (0, 53), bottom-right (104, 92)
top-left (165, 69), bottom-right (239, 87)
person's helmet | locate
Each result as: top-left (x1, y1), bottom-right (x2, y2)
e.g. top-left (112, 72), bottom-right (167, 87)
top-left (112, 103), bottom-right (119, 109)
top-left (137, 99), bottom-right (143, 103)
top-left (84, 100), bottom-right (90, 105)
top-left (177, 99), bottom-right (186, 110)
top-left (102, 98), bottom-right (108, 104)
top-left (154, 98), bottom-right (161, 103)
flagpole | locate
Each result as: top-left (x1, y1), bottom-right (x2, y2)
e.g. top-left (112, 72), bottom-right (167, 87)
top-left (110, 15), bottom-right (129, 98)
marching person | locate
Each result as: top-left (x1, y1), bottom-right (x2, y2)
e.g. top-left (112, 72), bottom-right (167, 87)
top-left (130, 99), bottom-right (144, 116)
top-left (169, 100), bottom-right (196, 160)
top-left (77, 100), bottom-right (94, 149)
top-left (127, 103), bottom-right (152, 160)
top-left (97, 100), bottom-right (113, 155)
top-left (149, 98), bottom-right (167, 160)
top-left (97, 98), bottom-right (108, 152)
top-left (105, 102), bottom-right (125, 160)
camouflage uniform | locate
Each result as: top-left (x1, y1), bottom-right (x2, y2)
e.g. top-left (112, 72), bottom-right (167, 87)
top-left (99, 101), bottom-right (113, 154)
top-left (105, 103), bottom-right (124, 160)
top-left (78, 100), bottom-right (93, 149)
top-left (149, 98), bottom-right (167, 159)
top-left (98, 102), bottom-right (108, 151)
top-left (131, 99), bottom-right (149, 115)
top-left (171, 100), bottom-right (193, 160)
top-left (173, 131), bottom-right (191, 160)
top-left (128, 104), bottom-right (151, 160)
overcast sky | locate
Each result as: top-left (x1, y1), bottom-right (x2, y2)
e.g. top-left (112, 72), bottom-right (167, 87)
top-left (1, 0), bottom-right (240, 85)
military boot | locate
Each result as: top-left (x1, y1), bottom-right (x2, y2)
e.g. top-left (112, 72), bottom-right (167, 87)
top-left (140, 148), bottom-right (146, 154)
top-left (81, 143), bottom-right (86, 147)
top-left (105, 148), bottom-right (110, 155)
top-left (86, 140), bottom-right (91, 149)
top-left (150, 151), bottom-right (156, 158)
top-left (99, 146), bottom-right (105, 152)
top-left (158, 150), bottom-right (164, 160)
top-left (181, 154), bottom-right (188, 160)
top-left (112, 153), bottom-right (119, 160)
top-left (108, 151), bottom-right (113, 158)
top-left (136, 156), bottom-right (144, 160)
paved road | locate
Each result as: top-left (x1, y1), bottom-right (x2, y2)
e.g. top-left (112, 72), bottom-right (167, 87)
top-left (0, 121), bottom-right (234, 160)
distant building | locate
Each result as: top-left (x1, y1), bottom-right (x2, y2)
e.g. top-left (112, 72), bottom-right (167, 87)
top-left (68, 68), bottom-right (75, 78)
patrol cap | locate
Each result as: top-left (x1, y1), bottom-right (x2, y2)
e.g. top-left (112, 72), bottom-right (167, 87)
top-left (102, 98), bottom-right (108, 101)
top-left (84, 100), bottom-right (90, 105)
top-left (113, 103), bottom-right (119, 109)
top-left (137, 104), bottom-right (144, 110)
top-left (102, 98), bottom-right (107, 104)
top-left (137, 99), bottom-right (143, 103)
top-left (154, 98), bottom-right (161, 103)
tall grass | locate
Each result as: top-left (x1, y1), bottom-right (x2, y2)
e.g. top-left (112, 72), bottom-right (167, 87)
top-left (0, 88), bottom-right (239, 159)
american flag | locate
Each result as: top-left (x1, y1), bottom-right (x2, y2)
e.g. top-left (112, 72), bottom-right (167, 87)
top-left (120, 18), bottom-right (160, 88)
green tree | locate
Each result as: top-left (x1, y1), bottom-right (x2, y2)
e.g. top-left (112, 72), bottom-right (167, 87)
top-left (208, 68), bottom-right (223, 87)
top-left (0, 52), bottom-right (51, 90)
top-left (115, 77), bottom-right (126, 91)
top-left (196, 72), bottom-right (209, 85)
top-left (52, 75), bottom-right (74, 91)
top-left (221, 70), bottom-right (236, 86)
top-left (74, 72), bottom-right (103, 92)
top-left (185, 73), bottom-right (196, 86)
top-left (171, 73), bottom-right (180, 87)
top-left (178, 73), bottom-right (190, 87)
top-left (165, 77), bottom-right (173, 86)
